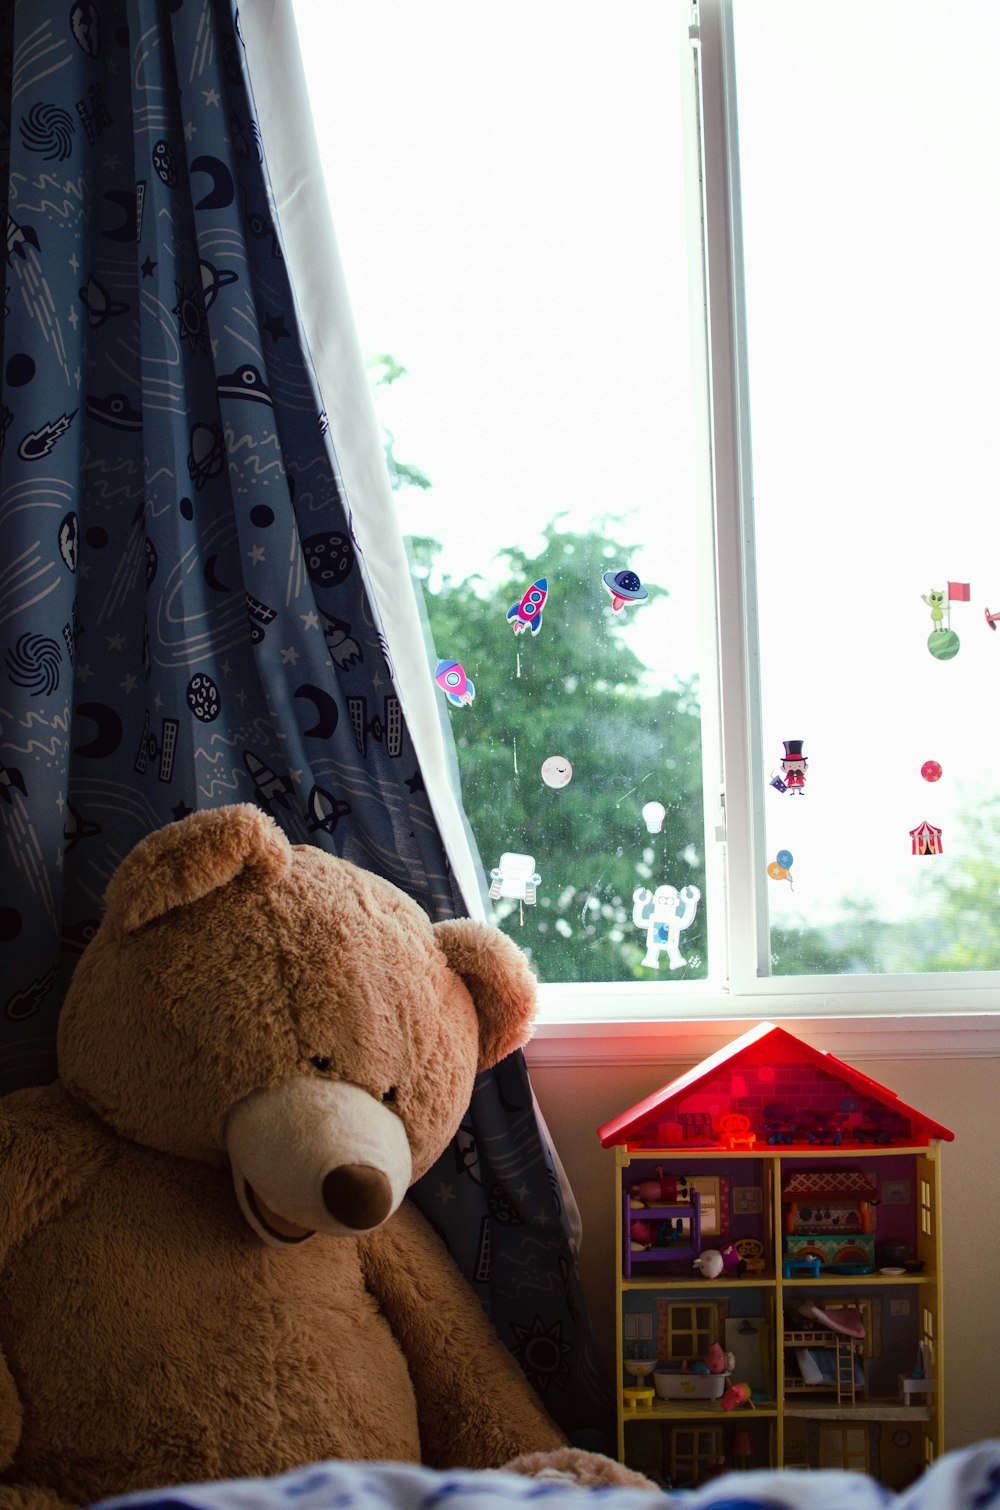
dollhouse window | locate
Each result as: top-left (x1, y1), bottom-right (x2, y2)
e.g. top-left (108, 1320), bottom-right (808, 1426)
top-left (818, 1424), bottom-right (870, 1474)
top-left (292, 0), bottom-right (1000, 1023)
top-left (669, 1427), bottom-right (724, 1487)
top-left (657, 1300), bottom-right (722, 1362)
top-left (919, 1180), bottom-right (933, 1237)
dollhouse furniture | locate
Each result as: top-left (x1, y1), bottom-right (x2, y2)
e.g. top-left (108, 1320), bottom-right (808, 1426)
top-left (597, 1021), bottom-right (953, 1492)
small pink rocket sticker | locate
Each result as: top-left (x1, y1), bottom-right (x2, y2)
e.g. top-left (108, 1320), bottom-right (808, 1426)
top-left (506, 577), bottom-right (547, 635)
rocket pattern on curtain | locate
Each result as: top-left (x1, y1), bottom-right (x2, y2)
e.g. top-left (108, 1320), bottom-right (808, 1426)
top-left (0, 0), bottom-right (612, 1442)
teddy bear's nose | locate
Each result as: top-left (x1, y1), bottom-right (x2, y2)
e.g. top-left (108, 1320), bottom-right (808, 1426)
top-left (322, 1164), bottom-right (394, 1229)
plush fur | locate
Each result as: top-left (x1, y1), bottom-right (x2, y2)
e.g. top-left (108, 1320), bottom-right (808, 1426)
top-left (0, 805), bottom-right (644, 1510)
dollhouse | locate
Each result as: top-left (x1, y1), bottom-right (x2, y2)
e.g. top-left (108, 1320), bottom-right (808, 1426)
top-left (597, 1022), bottom-right (953, 1491)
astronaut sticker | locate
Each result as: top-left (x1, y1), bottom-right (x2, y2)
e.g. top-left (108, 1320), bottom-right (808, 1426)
top-left (632, 883), bottom-right (701, 970)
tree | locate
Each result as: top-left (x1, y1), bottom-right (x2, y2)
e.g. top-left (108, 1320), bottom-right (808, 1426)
top-left (411, 522), bottom-right (706, 983)
top-left (377, 357), bottom-right (870, 985)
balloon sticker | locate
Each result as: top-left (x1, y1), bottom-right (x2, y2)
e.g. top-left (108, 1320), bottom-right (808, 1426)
top-left (641, 800), bottom-right (666, 834)
top-left (909, 820), bottom-right (943, 856)
top-left (506, 577), bottom-right (547, 636)
top-left (541, 755), bottom-right (572, 789)
top-left (922, 582), bottom-right (968, 660)
top-left (771, 740), bottom-right (807, 795)
top-left (434, 659), bottom-right (475, 707)
top-left (632, 884), bottom-right (701, 970)
top-left (488, 852), bottom-right (541, 904)
top-left (602, 567), bottom-right (649, 612)
top-left (920, 759), bottom-right (942, 782)
top-left (768, 850), bottom-right (794, 888)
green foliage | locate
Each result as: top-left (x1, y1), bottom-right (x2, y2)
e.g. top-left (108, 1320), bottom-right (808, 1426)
top-left (367, 355), bottom-right (432, 492)
top-left (415, 520), bottom-right (706, 983)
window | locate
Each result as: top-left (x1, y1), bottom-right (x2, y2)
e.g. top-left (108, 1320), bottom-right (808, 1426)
top-left (290, 1), bottom-right (1000, 1031)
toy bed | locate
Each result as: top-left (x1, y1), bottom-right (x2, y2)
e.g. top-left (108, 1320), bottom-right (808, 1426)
top-left (92, 1442), bottom-right (1000, 1510)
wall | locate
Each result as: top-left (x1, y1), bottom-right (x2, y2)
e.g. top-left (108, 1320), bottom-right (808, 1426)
top-left (527, 1042), bottom-right (999, 1453)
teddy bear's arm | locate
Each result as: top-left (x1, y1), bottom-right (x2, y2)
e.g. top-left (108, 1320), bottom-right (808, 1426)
top-left (361, 1200), bottom-right (566, 1471)
top-left (0, 1086), bottom-right (113, 1503)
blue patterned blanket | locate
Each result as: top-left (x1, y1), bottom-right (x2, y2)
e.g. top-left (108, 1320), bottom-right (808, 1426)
top-left (92, 1443), bottom-right (1000, 1510)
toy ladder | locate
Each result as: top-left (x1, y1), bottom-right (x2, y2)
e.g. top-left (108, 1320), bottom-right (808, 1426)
top-left (834, 1334), bottom-right (857, 1407)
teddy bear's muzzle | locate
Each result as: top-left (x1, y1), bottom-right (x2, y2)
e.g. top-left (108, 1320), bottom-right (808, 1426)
top-left (225, 1076), bottom-right (412, 1248)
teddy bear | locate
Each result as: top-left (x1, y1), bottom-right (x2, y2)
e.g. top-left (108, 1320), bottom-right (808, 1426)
top-left (0, 805), bottom-right (653, 1509)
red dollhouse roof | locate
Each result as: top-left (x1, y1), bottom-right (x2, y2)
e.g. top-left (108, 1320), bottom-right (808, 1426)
top-left (597, 1021), bottom-right (954, 1148)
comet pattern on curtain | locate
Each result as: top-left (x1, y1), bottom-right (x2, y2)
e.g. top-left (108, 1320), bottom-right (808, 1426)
top-left (0, 0), bottom-right (611, 1443)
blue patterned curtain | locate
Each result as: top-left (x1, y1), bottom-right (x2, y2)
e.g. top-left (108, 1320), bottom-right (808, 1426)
top-left (0, 0), bottom-right (611, 1446)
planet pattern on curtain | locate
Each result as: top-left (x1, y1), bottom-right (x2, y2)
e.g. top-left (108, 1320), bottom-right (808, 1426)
top-left (0, 0), bottom-right (611, 1442)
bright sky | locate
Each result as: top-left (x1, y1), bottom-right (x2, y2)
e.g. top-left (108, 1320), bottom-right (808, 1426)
top-left (291, 1), bottom-right (1000, 948)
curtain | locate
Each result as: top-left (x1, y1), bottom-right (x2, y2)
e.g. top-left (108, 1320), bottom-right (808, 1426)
top-left (0, 0), bottom-right (612, 1445)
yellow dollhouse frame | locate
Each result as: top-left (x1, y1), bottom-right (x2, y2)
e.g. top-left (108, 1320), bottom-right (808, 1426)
top-left (598, 1022), bottom-right (952, 1491)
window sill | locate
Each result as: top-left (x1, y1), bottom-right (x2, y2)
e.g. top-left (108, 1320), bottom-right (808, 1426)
top-left (527, 981), bottom-right (1000, 1064)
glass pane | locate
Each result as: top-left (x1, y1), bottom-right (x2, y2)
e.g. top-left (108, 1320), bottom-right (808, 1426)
top-left (734, 0), bottom-right (1000, 975)
top-left (294, 2), bottom-right (710, 984)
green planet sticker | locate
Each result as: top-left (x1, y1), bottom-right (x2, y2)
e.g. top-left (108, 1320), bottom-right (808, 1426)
top-left (927, 630), bottom-right (960, 660)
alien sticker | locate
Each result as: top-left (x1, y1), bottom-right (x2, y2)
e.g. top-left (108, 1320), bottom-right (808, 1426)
top-left (922, 581), bottom-right (968, 660)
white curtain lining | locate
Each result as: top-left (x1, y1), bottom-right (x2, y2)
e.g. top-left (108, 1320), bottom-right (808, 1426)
top-left (237, 3), bottom-right (583, 1251)
top-left (237, 0), bottom-right (486, 923)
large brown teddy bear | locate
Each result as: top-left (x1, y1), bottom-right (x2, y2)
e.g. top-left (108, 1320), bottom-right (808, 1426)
top-left (0, 806), bottom-right (649, 1510)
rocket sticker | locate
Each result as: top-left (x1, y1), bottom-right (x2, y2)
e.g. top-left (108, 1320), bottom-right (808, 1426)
top-left (434, 659), bottom-right (475, 707)
top-left (506, 577), bottom-right (547, 635)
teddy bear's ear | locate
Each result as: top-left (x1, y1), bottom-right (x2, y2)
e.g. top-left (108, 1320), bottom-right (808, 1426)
top-left (433, 918), bottom-right (538, 1069)
top-left (106, 804), bottom-right (292, 933)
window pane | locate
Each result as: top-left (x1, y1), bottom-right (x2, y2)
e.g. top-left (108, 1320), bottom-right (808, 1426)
top-left (294, 3), bottom-right (711, 984)
top-left (733, 1), bottom-right (1000, 975)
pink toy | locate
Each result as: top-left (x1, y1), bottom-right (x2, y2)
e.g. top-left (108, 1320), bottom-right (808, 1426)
top-left (629, 1220), bottom-right (655, 1248)
top-left (720, 1382), bottom-right (754, 1411)
top-left (629, 1168), bottom-right (688, 1205)
top-left (704, 1343), bottom-right (735, 1375)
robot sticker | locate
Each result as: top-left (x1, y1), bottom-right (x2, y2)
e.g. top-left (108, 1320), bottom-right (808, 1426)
top-left (489, 852), bottom-right (541, 905)
top-left (506, 578), bottom-right (547, 636)
top-left (770, 740), bottom-right (807, 794)
top-left (632, 883), bottom-right (701, 970)
top-left (602, 567), bottom-right (649, 612)
top-left (434, 659), bottom-right (475, 707)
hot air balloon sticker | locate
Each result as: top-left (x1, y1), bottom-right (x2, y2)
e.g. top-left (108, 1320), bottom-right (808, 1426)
top-left (434, 658), bottom-right (475, 707)
top-left (602, 567), bottom-right (649, 612)
top-left (506, 577), bottom-right (547, 635)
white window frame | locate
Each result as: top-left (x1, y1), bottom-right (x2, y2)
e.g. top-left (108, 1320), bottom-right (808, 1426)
top-left (531, 0), bottom-right (1000, 1058)
top-left (245, 0), bottom-right (1000, 1060)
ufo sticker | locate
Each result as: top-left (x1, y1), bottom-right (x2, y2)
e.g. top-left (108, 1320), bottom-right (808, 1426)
top-left (602, 567), bottom-right (649, 612)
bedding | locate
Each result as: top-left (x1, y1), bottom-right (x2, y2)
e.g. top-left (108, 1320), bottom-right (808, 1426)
top-left (92, 1442), bottom-right (1000, 1510)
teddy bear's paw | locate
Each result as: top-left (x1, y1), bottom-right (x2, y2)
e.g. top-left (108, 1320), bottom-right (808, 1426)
top-left (501, 1447), bottom-right (660, 1491)
top-left (0, 1488), bottom-right (77, 1510)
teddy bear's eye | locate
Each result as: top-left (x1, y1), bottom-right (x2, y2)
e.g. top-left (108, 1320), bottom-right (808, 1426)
top-left (309, 1055), bottom-right (331, 1073)
top-left (382, 1086), bottom-right (397, 1104)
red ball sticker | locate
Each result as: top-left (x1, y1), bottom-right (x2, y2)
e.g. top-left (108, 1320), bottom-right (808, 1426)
top-left (921, 760), bottom-right (943, 782)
